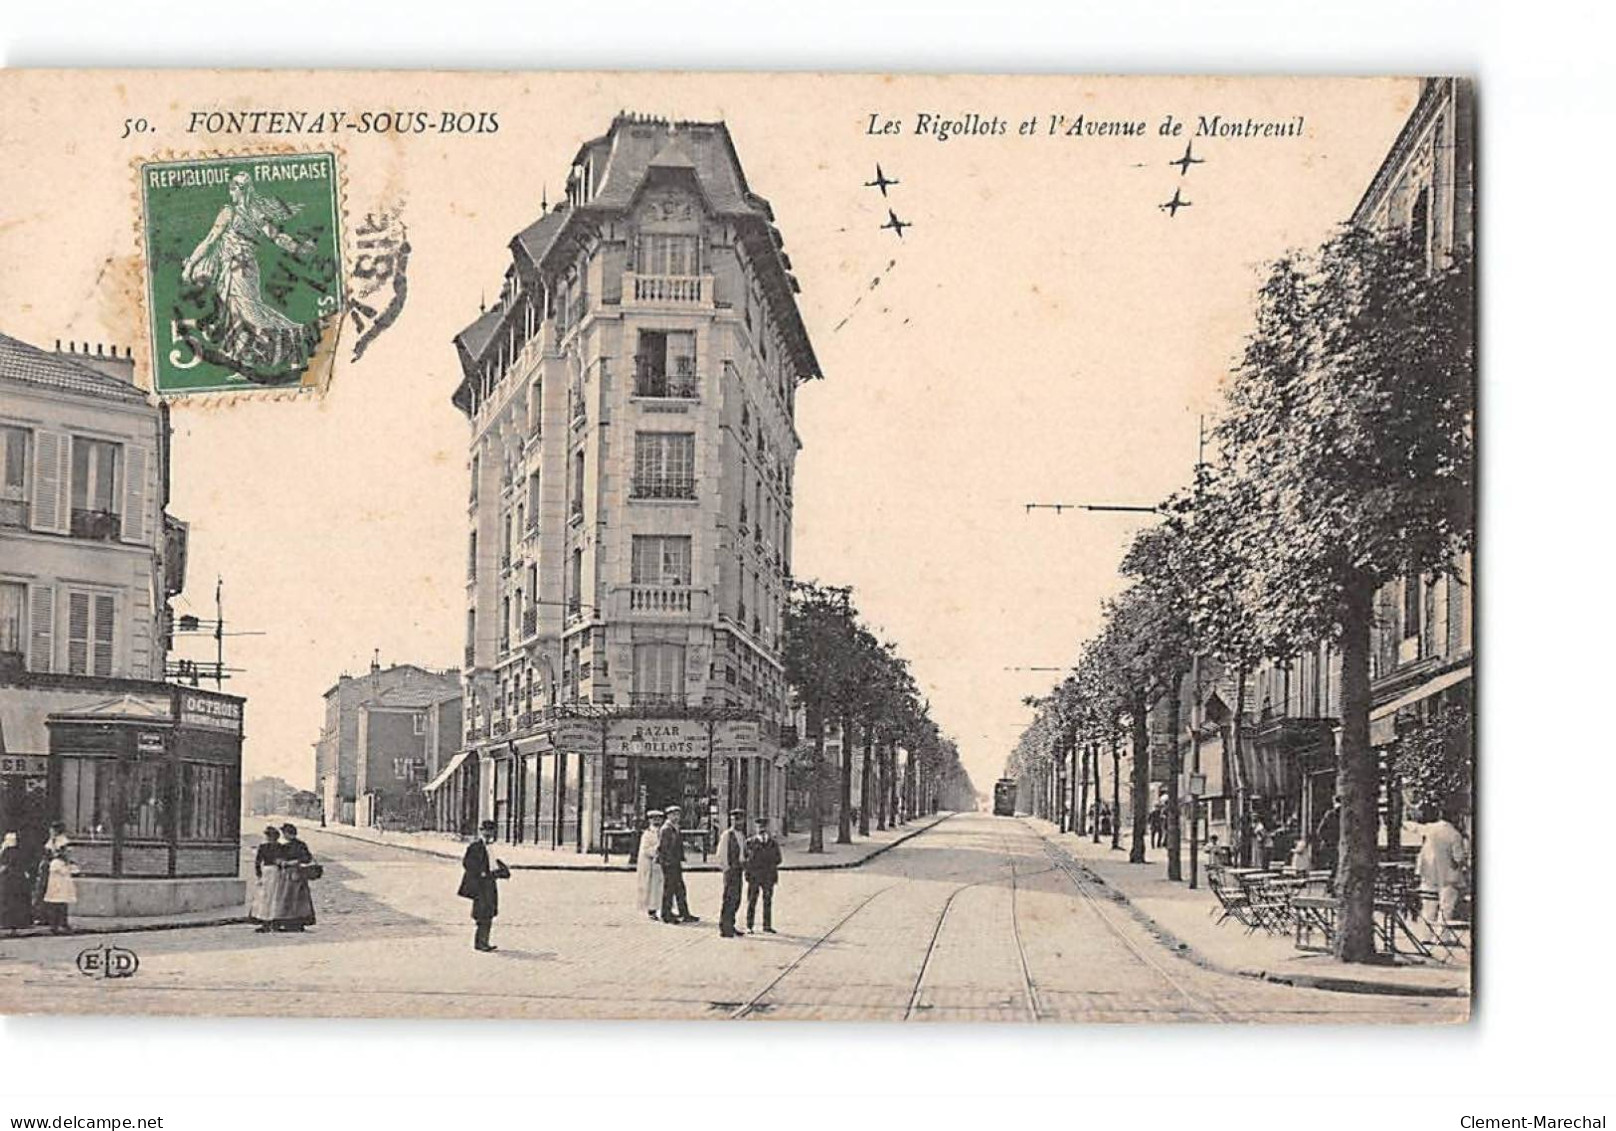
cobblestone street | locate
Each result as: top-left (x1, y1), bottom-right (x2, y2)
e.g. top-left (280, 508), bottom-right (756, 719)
top-left (0, 814), bottom-right (1466, 1022)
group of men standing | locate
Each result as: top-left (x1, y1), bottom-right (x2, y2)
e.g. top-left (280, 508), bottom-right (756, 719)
top-left (457, 805), bottom-right (785, 952)
top-left (639, 805), bottom-right (781, 938)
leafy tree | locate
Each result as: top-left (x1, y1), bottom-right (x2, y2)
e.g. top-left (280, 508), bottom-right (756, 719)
top-left (1118, 526), bottom-right (1199, 881)
top-left (784, 581), bottom-right (860, 854)
top-left (1088, 587), bottom-right (1174, 865)
top-left (1393, 700), bottom-right (1472, 820)
top-left (1215, 227), bottom-right (1473, 960)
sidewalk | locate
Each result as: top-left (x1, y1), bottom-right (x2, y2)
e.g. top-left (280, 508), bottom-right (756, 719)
top-left (289, 811), bottom-right (955, 873)
top-left (1024, 817), bottom-right (1470, 998)
top-left (4, 904), bottom-right (249, 939)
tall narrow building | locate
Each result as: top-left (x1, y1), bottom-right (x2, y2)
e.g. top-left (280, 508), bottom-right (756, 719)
top-left (443, 114), bottom-right (818, 852)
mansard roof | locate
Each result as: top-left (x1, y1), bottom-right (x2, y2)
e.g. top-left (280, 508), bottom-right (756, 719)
top-left (453, 113), bottom-right (819, 411)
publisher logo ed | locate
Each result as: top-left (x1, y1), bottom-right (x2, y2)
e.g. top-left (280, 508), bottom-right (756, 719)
top-left (76, 944), bottom-right (139, 979)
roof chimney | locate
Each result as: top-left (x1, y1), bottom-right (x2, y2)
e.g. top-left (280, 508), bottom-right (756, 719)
top-left (371, 649), bottom-right (381, 675)
top-left (54, 339), bottom-right (137, 385)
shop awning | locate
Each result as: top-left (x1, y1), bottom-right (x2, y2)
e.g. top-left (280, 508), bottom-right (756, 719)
top-left (424, 749), bottom-right (473, 794)
top-left (1369, 664), bottom-right (1471, 745)
top-left (1371, 664), bottom-right (1472, 721)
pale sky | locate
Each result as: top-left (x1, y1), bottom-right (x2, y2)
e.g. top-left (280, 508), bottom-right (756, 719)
top-left (0, 72), bottom-right (1419, 793)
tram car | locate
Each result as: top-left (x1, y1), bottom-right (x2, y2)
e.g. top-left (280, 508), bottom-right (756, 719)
top-left (992, 778), bottom-right (1018, 817)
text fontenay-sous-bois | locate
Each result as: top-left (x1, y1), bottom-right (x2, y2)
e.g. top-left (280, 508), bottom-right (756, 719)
top-left (182, 110), bottom-right (502, 135)
top-left (866, 111), bottom-right (1307, 141)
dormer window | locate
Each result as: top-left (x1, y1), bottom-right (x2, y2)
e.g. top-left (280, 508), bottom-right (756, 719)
top-left (636, 233), bottom-right (699, 277)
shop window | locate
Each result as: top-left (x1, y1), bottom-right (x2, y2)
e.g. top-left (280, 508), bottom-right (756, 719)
top-left (120, 757), bottom-right (170, 841)
top-left (59, 756), bottom-right (115, 838)
top-left (178, 762), bottom-right (233, 841)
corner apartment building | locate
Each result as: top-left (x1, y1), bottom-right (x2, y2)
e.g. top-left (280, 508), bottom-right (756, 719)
top-left (443, 113), bottom-right (818, 852)
top-left (0, 331), bottom-right (245, 917)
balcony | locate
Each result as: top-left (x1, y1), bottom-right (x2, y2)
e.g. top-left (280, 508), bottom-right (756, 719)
top-left (71, 508), bottom-right (121, 541)
top-left (631, 477), bottom-right (696, 501)
top-left (632, 360), bottom-right (699, 400)
top-left (630, 691), bottom-right (688, 709)
top-left (625, 273), bottom-right (709, 306)
top-left (610, 585), bottom-right (711, 620)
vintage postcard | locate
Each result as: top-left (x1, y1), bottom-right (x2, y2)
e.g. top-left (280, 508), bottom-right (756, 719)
top-left (0, 71), bottom-right (1473, 1022)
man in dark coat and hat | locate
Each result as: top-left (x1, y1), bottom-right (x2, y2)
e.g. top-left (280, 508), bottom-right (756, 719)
top-left (744, 815), bottom-right (782, 934)
top-left (656, 805), bottom-right (698, 924)
top-left (459, 820), bottom-right (510, 952)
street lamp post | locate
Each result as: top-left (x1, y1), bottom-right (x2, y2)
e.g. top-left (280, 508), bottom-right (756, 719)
top-left (1187, 771), bottom-right (1207, 890)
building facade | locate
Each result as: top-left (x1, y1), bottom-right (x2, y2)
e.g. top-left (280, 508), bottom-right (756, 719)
top-left (445, 114), bottom-right (818, 853)
top-left (313, 660), bottom-right (461, 827)
top-left (0, 331), bottom-right (245, 915)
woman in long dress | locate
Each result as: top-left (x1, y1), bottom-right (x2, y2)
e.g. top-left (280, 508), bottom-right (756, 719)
top-left (635, 810), bottom-right (665, 921)
top-left (250, 825), bottom-right (285, 933)
top-left (180, 171), bottom-right (319, 376)
top-left (268, 823), bottom-right (316, 932)
top-left (1, 832), bottom-right (35, 932)
top-left (38, 823), bottom-right (76, 934)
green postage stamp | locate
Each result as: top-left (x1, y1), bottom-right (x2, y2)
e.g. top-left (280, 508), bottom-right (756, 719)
top-left (140, 152), bottom-right (344, 394)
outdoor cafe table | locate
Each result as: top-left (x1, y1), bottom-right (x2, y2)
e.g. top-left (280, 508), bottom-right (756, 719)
top-left (1290, 894), bottom-right (1435, 959)
top-left (1292, 894), bottom-right (1338, 951)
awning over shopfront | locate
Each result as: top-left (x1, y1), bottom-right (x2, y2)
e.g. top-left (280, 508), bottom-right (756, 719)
top-left (1370, 664), bottom-right (1472, 745)
top-left (424, 749), bottom-right (473, 794)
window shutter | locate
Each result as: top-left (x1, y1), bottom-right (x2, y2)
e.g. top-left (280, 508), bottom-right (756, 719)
top-left (68, 591), bottom-right (90, 675)
top-left (31, 430), bottom-right (67, 533)
top-left (94, 594), bottom-right (116, 676)
top-left (122, 444), bottom-right (148, 543)
top-left (28, 585), bottom-right (54, 672)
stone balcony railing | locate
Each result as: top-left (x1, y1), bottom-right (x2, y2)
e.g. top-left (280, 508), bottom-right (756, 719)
top-left (609, 584), bottom-right (711, 620)
top-left (624, 273), bottom-right (711, 307)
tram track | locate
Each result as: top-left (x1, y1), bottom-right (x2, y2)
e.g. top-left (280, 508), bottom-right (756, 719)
top-left (728, 880), bottom-right (904, 1019)
top-left (731, 817), bottom-right (1235, 1022)
top-left (1026, 822), bottom-right (1234, 1022)
top-left (998, 830), bottom-right (1045, 1022)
